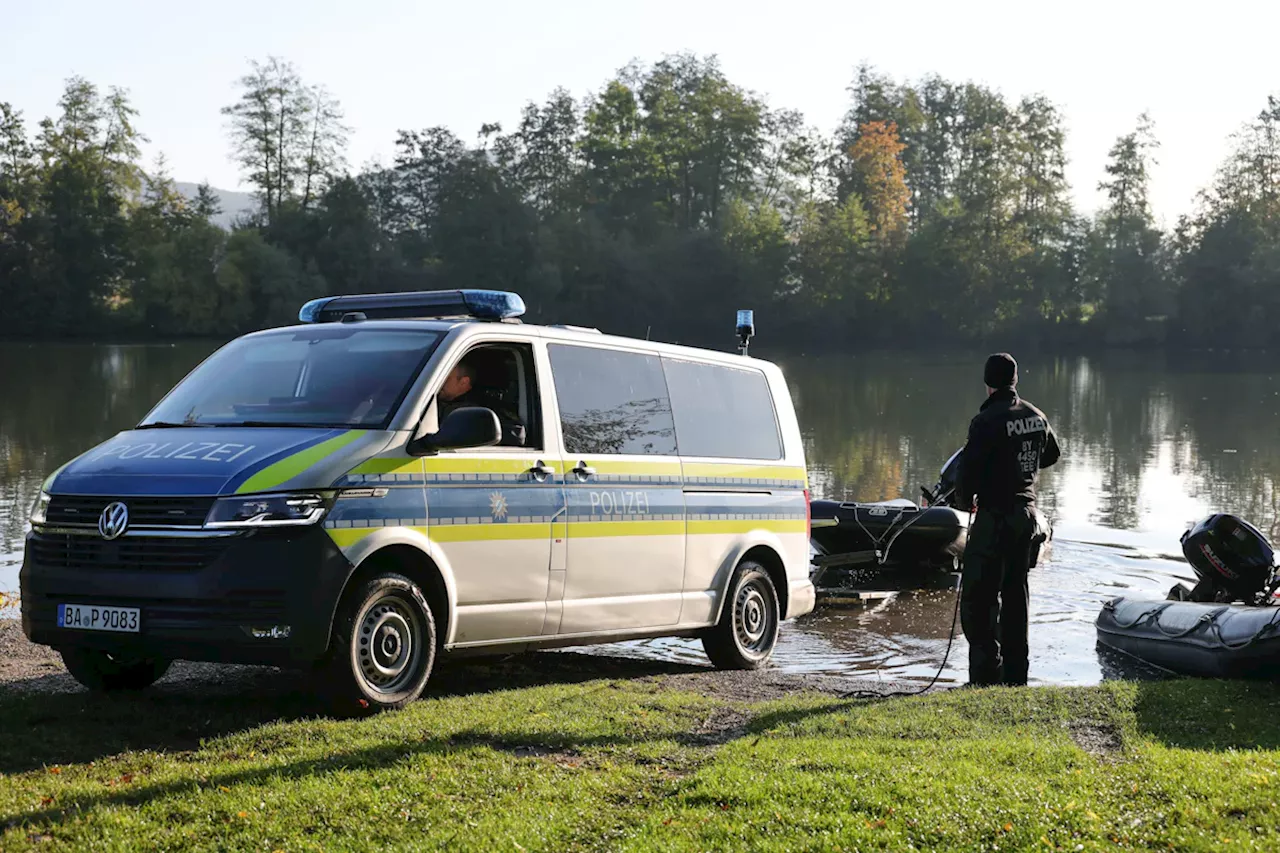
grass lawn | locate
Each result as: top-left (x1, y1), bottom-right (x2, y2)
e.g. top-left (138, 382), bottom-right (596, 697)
top-left (2, 663), bottom-right (1279, 851)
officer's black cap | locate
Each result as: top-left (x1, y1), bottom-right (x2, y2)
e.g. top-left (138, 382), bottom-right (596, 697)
top-left (984, 353), bottom-right (1017, 389)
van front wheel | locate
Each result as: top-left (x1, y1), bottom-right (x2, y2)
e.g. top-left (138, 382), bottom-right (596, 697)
top-left (702, 561), bottom-right (780, 670)
top-left (322, 573), bottom-right (437, 714)
top-left (60, 648), bottom-right (171, 692)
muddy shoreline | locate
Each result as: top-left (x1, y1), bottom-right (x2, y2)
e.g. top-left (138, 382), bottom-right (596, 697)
top-left (0, 620), bottom-right (939, 702)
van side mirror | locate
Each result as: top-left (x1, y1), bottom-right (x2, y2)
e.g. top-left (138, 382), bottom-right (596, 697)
top-left (408, 406), bottom-right (502, 455)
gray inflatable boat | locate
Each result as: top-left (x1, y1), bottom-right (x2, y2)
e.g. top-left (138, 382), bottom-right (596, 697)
top-left (1096, 597), bottom-right (1280, 679)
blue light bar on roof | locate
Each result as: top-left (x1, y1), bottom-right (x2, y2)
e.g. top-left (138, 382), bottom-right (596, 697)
top-left (297, 289), bottom-right (526, 323)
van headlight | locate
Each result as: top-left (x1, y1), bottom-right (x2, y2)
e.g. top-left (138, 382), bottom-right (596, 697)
top-left (30, 491), bottom-right (51, 525)
top-left (205, 493), bottom-right (330, 528)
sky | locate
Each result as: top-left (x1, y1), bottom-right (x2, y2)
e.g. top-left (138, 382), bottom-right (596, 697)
top-left (4, 0), bottom-right (1278, 226)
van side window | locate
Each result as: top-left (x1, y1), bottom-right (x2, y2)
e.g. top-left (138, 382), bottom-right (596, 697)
top-left (437, 343), bottom-right (542, 449)
top-left (548, 344), bottom-right (676, 456)
top-left (662, 358), bottom-right (782, 460)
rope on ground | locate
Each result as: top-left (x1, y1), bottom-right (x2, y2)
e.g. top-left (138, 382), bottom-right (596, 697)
top-left (839, 531), bottom-right (968, 702)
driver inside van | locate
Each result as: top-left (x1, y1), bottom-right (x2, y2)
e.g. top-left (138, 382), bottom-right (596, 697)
top-left (436, 355), bottom-right (527, 447)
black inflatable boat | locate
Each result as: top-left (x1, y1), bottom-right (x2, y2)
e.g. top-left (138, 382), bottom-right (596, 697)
top-left (1096, 513), bottom-right (1280, 679)
top-left (810, 499), bottom-right (970, 570)
top-left (810, 449), bottom-right (971, 576)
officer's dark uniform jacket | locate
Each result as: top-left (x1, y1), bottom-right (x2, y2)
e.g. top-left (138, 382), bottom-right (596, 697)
top-left (955, 389), bottom-right (1060, 511)
top-left (955, 388), bottom-right (1061, 687)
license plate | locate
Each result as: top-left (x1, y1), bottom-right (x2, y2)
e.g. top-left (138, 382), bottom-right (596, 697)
top-left (57, 604), bottom-right (140, 633)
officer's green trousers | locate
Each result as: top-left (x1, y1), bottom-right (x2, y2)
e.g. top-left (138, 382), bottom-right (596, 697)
top-left (960, 505), bottom-right (1037, 686)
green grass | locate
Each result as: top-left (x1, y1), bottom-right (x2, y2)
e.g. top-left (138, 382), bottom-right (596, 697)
top-left (3, 664), bottom-right (1280, 851)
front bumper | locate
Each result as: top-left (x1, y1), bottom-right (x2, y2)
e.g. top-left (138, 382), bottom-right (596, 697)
top-left (20, 526), bottom-right (353, 667)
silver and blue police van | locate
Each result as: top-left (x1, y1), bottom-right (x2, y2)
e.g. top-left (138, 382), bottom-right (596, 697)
top-left (21, 290), bottom-right (815, 710)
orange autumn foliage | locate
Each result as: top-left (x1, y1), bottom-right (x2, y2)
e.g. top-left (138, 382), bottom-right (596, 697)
top-left (848, 120), bottom-right (910, 244)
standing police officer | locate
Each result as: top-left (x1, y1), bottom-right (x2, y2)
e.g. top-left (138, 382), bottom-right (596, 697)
top-left (955, 353), bottom-right (1061, 687)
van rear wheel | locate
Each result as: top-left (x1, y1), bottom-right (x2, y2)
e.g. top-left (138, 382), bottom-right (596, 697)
top-left (60, 648), bottom-right (171, 692)
top-left (321, 572), bottom-right (436, 714)
top-left (702, 560), bottom-right (780, 670)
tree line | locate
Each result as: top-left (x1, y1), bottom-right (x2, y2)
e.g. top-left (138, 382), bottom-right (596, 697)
top-left (1, 56), bottom-right (1278, 349)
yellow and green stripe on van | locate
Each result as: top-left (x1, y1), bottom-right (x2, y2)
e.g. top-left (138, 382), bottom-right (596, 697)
top-left (236, 431), bottom-right (363, 494)
top-left (325, 516), bottom-right (804, 549)
top-left (681, 462), bottom-right (808, 490)
top-left (323, 459), bottom-right (808, 551)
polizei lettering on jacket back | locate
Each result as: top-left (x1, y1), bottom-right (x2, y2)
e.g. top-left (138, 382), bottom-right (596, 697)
top-left (1006, 416), bottom-right (1047, 437)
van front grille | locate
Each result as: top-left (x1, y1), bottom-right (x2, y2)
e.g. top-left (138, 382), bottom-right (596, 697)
top-left (46, 496), bottom-right (215, 528)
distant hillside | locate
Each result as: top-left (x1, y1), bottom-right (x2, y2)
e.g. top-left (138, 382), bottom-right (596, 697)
top-left (173, 183), bottom-right (256, 230)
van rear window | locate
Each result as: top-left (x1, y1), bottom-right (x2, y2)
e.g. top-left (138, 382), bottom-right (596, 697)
top-left (141, 329), bottom-right (442, 429)
top-left (548, 344), bottom-right (677, 456)
top-left (662, 359), bottom-right (782, 460)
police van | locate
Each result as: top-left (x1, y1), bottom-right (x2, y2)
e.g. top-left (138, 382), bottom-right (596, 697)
top-left (21, 290), bottom-right (815, 710)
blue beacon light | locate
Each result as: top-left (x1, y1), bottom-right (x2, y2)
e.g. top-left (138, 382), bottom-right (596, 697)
top-left (736, 309), bottom-right (755, 356)
top-left (461, 289), bottom-right (526, 320)
top-left (298, 297), bottom-right (335, 323)
top-left (297, 290), bottom-right (525, 323)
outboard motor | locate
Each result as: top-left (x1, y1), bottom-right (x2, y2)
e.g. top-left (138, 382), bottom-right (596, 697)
top-left (922, 448), bottom-right (964, 508)
top-left (1171, 514), bottom-right (1280, 605)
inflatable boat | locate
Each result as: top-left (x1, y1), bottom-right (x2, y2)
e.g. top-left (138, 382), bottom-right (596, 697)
top-left (810, 499), bottom-right (970, 570)
top-left (1095, 514), bottom-right (1280, 679)
top-left (810, 448), bottom-right (971, 579)
top-left (1097, 597), bottom-right (1280, 678)
top-left (810, 447), bottom-right (1051, 577)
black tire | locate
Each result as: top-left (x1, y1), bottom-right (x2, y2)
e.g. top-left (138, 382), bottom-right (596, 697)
top-left (321, 572), bottom-right (436, 713)
top-left (702, 560), bottom-right (781, 670)
top-left (59, 648), bottom-right (171, 692)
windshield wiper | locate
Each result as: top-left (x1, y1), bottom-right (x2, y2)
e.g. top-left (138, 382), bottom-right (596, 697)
top-left (136, 421), bottom-right (213, 429)
top-left (213, 421), bottom-right (360, 429)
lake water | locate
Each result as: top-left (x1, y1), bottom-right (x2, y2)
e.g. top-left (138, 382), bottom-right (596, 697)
top-left (4, 342), bottom-right (1279, 686)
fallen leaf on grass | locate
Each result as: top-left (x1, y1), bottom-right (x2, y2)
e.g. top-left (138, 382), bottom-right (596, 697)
top-left (39, 797), bottom-right (54, 807)
top-left (1003, 823), bottom-right (1013, 833)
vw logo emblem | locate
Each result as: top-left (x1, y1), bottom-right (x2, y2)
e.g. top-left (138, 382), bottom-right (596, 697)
top-left (98, 502), bottom-right (129, 540)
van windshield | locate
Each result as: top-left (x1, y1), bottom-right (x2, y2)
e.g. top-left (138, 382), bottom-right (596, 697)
top-left (140, 328), bottom-right (444, 429)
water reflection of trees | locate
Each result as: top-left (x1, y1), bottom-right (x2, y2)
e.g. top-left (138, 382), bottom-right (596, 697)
top-left (787, 350), bottom-right (1280, 540)
top-left (0, 342), bottom-right (217, 569)
top-left (782, 352), bottom-right (976, 502)
top-left (1161, 356), bottom-right (1280, 540)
